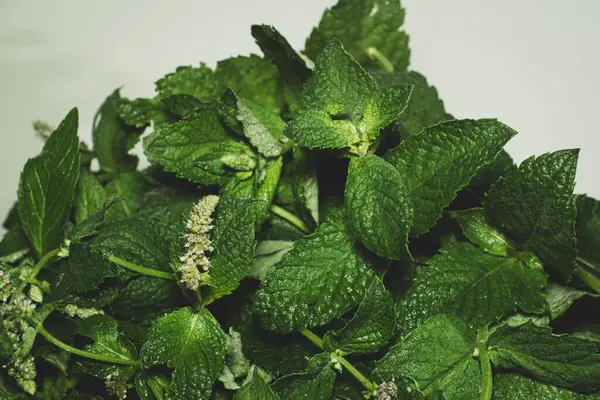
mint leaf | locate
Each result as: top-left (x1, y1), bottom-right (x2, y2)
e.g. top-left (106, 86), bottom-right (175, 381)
top-left (112, 276), bottom-right (183, 320)
top-left (272, 354), bottom-right (337, 400)
top-left (385, 119), bottom-right (516, 235)
top-left (372, 314), bottom-right (481, 400)
top-left (485, 150), bottom-right (579, 280)
top-left (204, 196), bottom-right (256, 302)
top-left (305, 0), bottom-right (410, 71)
top-left (250, 240), bottom-right (294, 281)
top-left (493, 374), bottom-right (596, 400)
top-left (104, 171), bottom-right (152, 221)
top-left (488, 322), bottom-right (600, 393)
top-left (345, 154), bottom-right (412, 259)
top-left (116, 97), bottom-right (156, 128)
top-left (141, 308), bottom-right (226, 399)
top-left (370, 69), bottom-right (452, 136)
top-left (283, 40), bottom-right (412, 154)
top-left (576, 195), bottom-right (600, 268)
top-left (546, 283), bottom-right (595, 320)
top-left (73, 171), bottom-right (106, 225)
top-left (221, 89), bottom-right (285, 157)
top-left (234, 367), bottom-right (279, 400)
top-left (323, 276), bottom-right (395, 354)
top-left (454, 208), bottom-right (511, 257)
top-left (291, 149), bottom-right (319, 226)
top-left (76, 314), bottom-right (138, 379)
top-left (397, 242), bottom-right (547, 335)
top-left (194, 141), bottom-right (257, 184)
top-left (255, 210), bottom-right (373, 332)
top-left (18, 108), bottom-right (80, 258)
top-left (144, 103), bottom-right (239, 184)
top-left (93, 89), bottom-right (144, 173)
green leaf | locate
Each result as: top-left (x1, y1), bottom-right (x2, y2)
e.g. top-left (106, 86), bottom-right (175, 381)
top-left (18, 108), bottom-right (81, 258)
top-left (195, 140), bottom-right (257, 184)
top-left (323, 276), bottom-right (395, 354)
top-left (345, 154), bottom-right (412, 259)
top-left (221, 89), bottom-right (285, 157)
top-left (272, 354), bottom-right (337, 400)
top-left (251, 24), bottom-right (312, 106)
top-left (385, 119), bottom-right (516, 235)
top-left (104, 171), bottom-right (152, 221)
top-left (93, 89), bottom-right (144, 173)
top-left (468, 150), bottom-right (516, 196)
top-left (143, 104), bottom-right (240, 184)
top-left (141, 307), bottom-right (227, 400)
top-left (234, 367), bottom-right (279, 400)
top-left (284, 40), bottom-right (412, 154)
top-left (545, 283), bottom-right (595, 320)
top-left (76, 314), bottom-right (138, 379)
top-left (204, 196), bottom-right (256, 302)
top-left (397, 242), bottom-right (547, 335)
top-left (291, 149), bottom-right (319, 226)
top-left (370, 69), bottom-right (452, 136)
top-left (485, 150), bottom-right (579, 280)
top-left (576, 195), bottom-right (600, 268)
top-left (493, 374), bottom-right (598, 400)
top-left (453, 208), bottom-right (511, 256)
top-left (372, 314), bottom-right (481, 400)
top-left (115, 97), bottom-right (156, 128)
top-left (250, 240), bottom-right (294, 281)
top-left (73, 171), bottom-right (106, 225)
top-left (305, 0), bottom-right (410, 71)
top-left (161, 94), bottom-right (203, 117)
top-left (255, 210), bottom-right (373, 332)
top-left (112, 276), bottom-right (183, 319)
top-left (488, 321), bottom-right (600, 393)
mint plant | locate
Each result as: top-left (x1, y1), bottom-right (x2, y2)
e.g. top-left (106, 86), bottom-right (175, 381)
top-left (2, 0), bottom-right (600, 398)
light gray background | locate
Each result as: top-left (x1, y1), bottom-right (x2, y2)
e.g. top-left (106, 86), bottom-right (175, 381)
top-left (1, 0), bottom-right (599, 218)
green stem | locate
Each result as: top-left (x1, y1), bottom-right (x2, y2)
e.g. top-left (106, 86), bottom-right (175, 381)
top-left (108, 255), bottom-right (176, 281)
top-left (301, 329), bottom-right (377, 393)
top-left (575, 260), bottom-right (600, 295)
top-left (36, 324), bottom-right (139, 366)
top-left (476, 329), bottom-right (493, 400)
top-left (14, 248), bottom-right (60, 296)
top-left (366, 47), bottom-right (394, 72)
top-left (270, 205), bottom-right (310, 234)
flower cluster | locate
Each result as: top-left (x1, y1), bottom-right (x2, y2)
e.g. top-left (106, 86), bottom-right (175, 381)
top-left (378, 379), bottom-right (398, 400)
top-left (105, 375), bottom-right (128, 399)
top-left (178, 195), bottom-right (219, 291)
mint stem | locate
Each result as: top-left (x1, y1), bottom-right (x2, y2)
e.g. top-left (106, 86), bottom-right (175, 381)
top-left (366, 47), bottom-right (394, 72)
top-left (36, 324), bottom-right (139, 366)
top-left (301, 329), bottom-right (377, 394)
top-left (270, 205), bottom-right (310, 234)
top-left (477, 330), bottom-right (493, 400)
top-left (108, 255), bottom-right (176, 281)
top-left (575, 259), bottom-right (600, 295)
top-left (14, 248), bottom-right (61, 297)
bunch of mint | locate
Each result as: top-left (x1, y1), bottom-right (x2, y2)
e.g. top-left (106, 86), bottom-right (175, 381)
top-left (2, 0), bottom-right (600, 399)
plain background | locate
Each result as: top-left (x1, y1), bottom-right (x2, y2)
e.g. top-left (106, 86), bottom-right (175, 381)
top-left (1, 0), bottom-right (599, 219)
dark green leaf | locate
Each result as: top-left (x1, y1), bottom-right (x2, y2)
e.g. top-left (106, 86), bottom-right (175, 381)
top-left (385, 119), bottom-right (516, 235)
top-left (323, 276), bottom-right (395, 354)
top-left (73, 171), bottom-right (106, 225)
top-left (576, 195), bottom-right (600, 269)
top-left (115, 97), bottom-right (156, 128)
top-left (454, 208), bottom-right (511, 257)
top-left (256, 210), bottom-right (374, 332)
top-left (493, 374), bottom-right (598, 400)
top-left (284, 40), bottom-right (412, 154)
top-left (345, 154), bottom-right (412, 259)
top-left (485, 150), bottom-right (579, 280)
top-left (105, 171), bottom-right (152, 221)
top-left (305, 0), bottom-right (410, 71)
top-left (112, 276), bottom-right (183, 319)
top-left (397, 242), bottom-right (547, 335)
top-left (234, 367), bottom-right (279, 400)
top-left (141, 307), bottom-right (227, 400)
top-left (18, 108), bottom-right (80, 258)
top-left (372, 314), bottom-right (481, 400)
top-left (93, 89), bottom-right (144, 173)
top-left (272, 354), bottom-right (337, 400)
top-left (488, 322), bottom-right (600, 393)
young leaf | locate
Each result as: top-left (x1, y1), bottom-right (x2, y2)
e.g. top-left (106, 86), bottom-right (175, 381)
top-left (143, 103), bottom-right (239, 184)
top-left (372, 314), bottom-right (481, 400)
top-left (233, 367), bottom-right (279, 400)
top-left (488, 321), bottom-right (600, 393)
top-left (284, 40), bottom-right (412, 154)
top-left (485, 150), bottom-right (579, 280)
top-left (384, 119), bottom-right (516, 236)
top-left (453, 208), bottom-right (511, 257)
top-left (141, 307), bottom-right (226, 400)
top-left (345, 154), bottom-right (412, 259)
top-left (255, 210), bottom-right (374, 332)
top-left (92, 89), bottom-right (144, 173)
top-left (76, 314), bottom-right (138, 379)
top-left (204, 196), bottom-right (256, 302)
top-left (73, 171), bottom-right (106, 225)
top-left (18, 108), bottom-right (81, 258)
top-left (397, 242), bottom-right (547, 335)
top-left (323, 276), bottom-right (395, 354)
top-left (493, 374), bottom-right (595, 400)
top-left (305, 0), bottom-right (410, 71)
